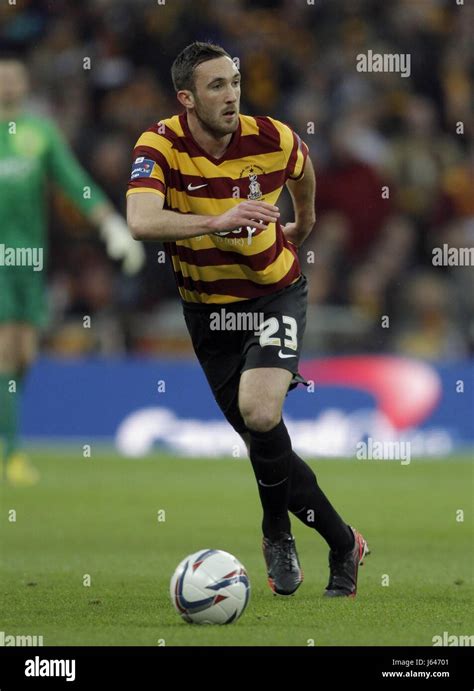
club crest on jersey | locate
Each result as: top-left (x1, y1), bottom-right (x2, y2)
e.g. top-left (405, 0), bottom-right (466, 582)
top-left (240, 164), bottom-right (264, 200)
top-left (131, 157), bottom-right (154, 179)
top-left (212, 164), bottom-right (266, 245)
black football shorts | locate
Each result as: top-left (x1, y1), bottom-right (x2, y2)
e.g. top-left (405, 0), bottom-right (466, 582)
top-left (182, 273), bottom-right (309, 435)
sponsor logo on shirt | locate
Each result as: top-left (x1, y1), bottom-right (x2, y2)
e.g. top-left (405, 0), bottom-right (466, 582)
top-left (131, 157), bottom-right (155, 180)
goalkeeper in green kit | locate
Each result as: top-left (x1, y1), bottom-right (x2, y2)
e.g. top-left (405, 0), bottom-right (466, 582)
top-left (0, 55), bottom-right (145, 486)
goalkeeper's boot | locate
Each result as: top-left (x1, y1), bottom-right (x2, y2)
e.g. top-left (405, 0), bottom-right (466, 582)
top-left (5, 452), bottom-right (40, 487)
top-left (323, 526), bottom-right (370, 598)
top-left (262, 532), bottom-right (303, 595)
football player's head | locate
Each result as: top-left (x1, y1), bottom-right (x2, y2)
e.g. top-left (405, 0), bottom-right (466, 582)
top-left (172, 42), bottom-right (240, 136)
top-left (0, 53), bottom-right (29, 109)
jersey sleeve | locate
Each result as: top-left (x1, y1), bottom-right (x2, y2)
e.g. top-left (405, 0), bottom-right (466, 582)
top-left (271, 118), bottom-right (309, 182)
top-left (126, 128), bottom-right (171, 199)
top-left (46, 121), bottom-right (107, 214)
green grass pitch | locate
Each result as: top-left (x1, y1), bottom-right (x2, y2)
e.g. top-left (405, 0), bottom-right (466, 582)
top-left (1, 450), bottom-right (472, 646)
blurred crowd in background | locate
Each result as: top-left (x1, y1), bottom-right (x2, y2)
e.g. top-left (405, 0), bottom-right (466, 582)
top-left (1, 0), bottom-right (472, 360)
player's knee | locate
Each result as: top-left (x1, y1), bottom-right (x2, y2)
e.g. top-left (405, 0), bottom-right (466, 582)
top-left (239, 404), bottom-right (280, 433)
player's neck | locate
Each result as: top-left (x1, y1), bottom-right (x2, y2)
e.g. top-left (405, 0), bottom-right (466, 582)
top-left (185, 111), bottom-right (234, 159)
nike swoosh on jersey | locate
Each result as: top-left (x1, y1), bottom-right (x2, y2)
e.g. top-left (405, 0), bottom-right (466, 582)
top-left (278, 350), bottom-right (297, 359)
top-left (187, 183), bottom-right (208, 191)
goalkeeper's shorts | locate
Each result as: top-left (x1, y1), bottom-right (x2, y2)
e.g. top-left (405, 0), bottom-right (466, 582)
top-left (0, 267), bottom-right (47, 327)
top-left (182, 273), bottom-right (309, 435)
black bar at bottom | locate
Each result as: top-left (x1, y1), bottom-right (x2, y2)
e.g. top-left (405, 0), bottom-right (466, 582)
top-left (0, 646), bottom-right (472, 688)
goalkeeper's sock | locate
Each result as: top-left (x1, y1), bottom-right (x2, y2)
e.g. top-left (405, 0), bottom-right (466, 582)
top-left (0, 371), bottom-right (22, 462)
top-left (288, 451), bottom-right (354, 553)
top-left (248, 418), bottom-right (292, 541)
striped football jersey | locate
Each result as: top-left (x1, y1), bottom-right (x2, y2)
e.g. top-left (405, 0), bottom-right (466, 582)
top-left (127, 112), bottom-right (309, 303)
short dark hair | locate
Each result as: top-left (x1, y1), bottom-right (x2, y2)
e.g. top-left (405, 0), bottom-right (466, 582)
top-left (171, 41), bottom-right (231, 92)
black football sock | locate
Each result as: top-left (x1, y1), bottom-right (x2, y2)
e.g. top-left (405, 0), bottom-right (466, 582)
top-left (248, 418), bottom-right (292, 541)
top-left (288, 451), bottom-right (354, 553)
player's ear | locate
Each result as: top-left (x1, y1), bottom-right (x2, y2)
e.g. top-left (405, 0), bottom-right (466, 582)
top-left (176, 90), bottom-right (194, 109)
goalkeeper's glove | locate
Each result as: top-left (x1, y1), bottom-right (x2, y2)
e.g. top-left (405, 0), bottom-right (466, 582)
top-left (100, 213), bottom-right (145, 275)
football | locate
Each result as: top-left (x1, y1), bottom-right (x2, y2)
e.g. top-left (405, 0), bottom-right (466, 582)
top-left (170, 549), bottom-right (251, 624)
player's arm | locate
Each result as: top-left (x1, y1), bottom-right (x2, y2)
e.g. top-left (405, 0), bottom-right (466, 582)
top-left (46, 122), bottom-right (145, 274)
top-left (283, 156), bottom-right (316, 247)
top-left (126, 192), bottom-right (280, 242)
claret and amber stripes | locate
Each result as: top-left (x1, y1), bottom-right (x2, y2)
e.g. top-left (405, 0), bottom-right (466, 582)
top-left (127, 112), bottom-right (308, 303)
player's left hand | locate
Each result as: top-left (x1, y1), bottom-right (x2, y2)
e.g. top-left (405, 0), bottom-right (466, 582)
top-left (281, 221), bottom-right (314, 248)
top-left (100, 213), bottom-right (146, 275)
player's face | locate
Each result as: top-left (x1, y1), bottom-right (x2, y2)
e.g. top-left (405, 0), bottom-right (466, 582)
top-left (191, 57), bottom-right (241, 136)
top-left (0, 60), bottom-right (29, 108)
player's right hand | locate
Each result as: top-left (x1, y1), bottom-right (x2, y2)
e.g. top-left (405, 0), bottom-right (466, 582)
top-left (210, 200), bottom-right (280, 233)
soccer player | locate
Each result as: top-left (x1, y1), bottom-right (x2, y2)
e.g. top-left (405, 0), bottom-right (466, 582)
top-left (0, 55), bottom-right (145, 486)
top-left (127, 42), bottom-right (369, 597)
